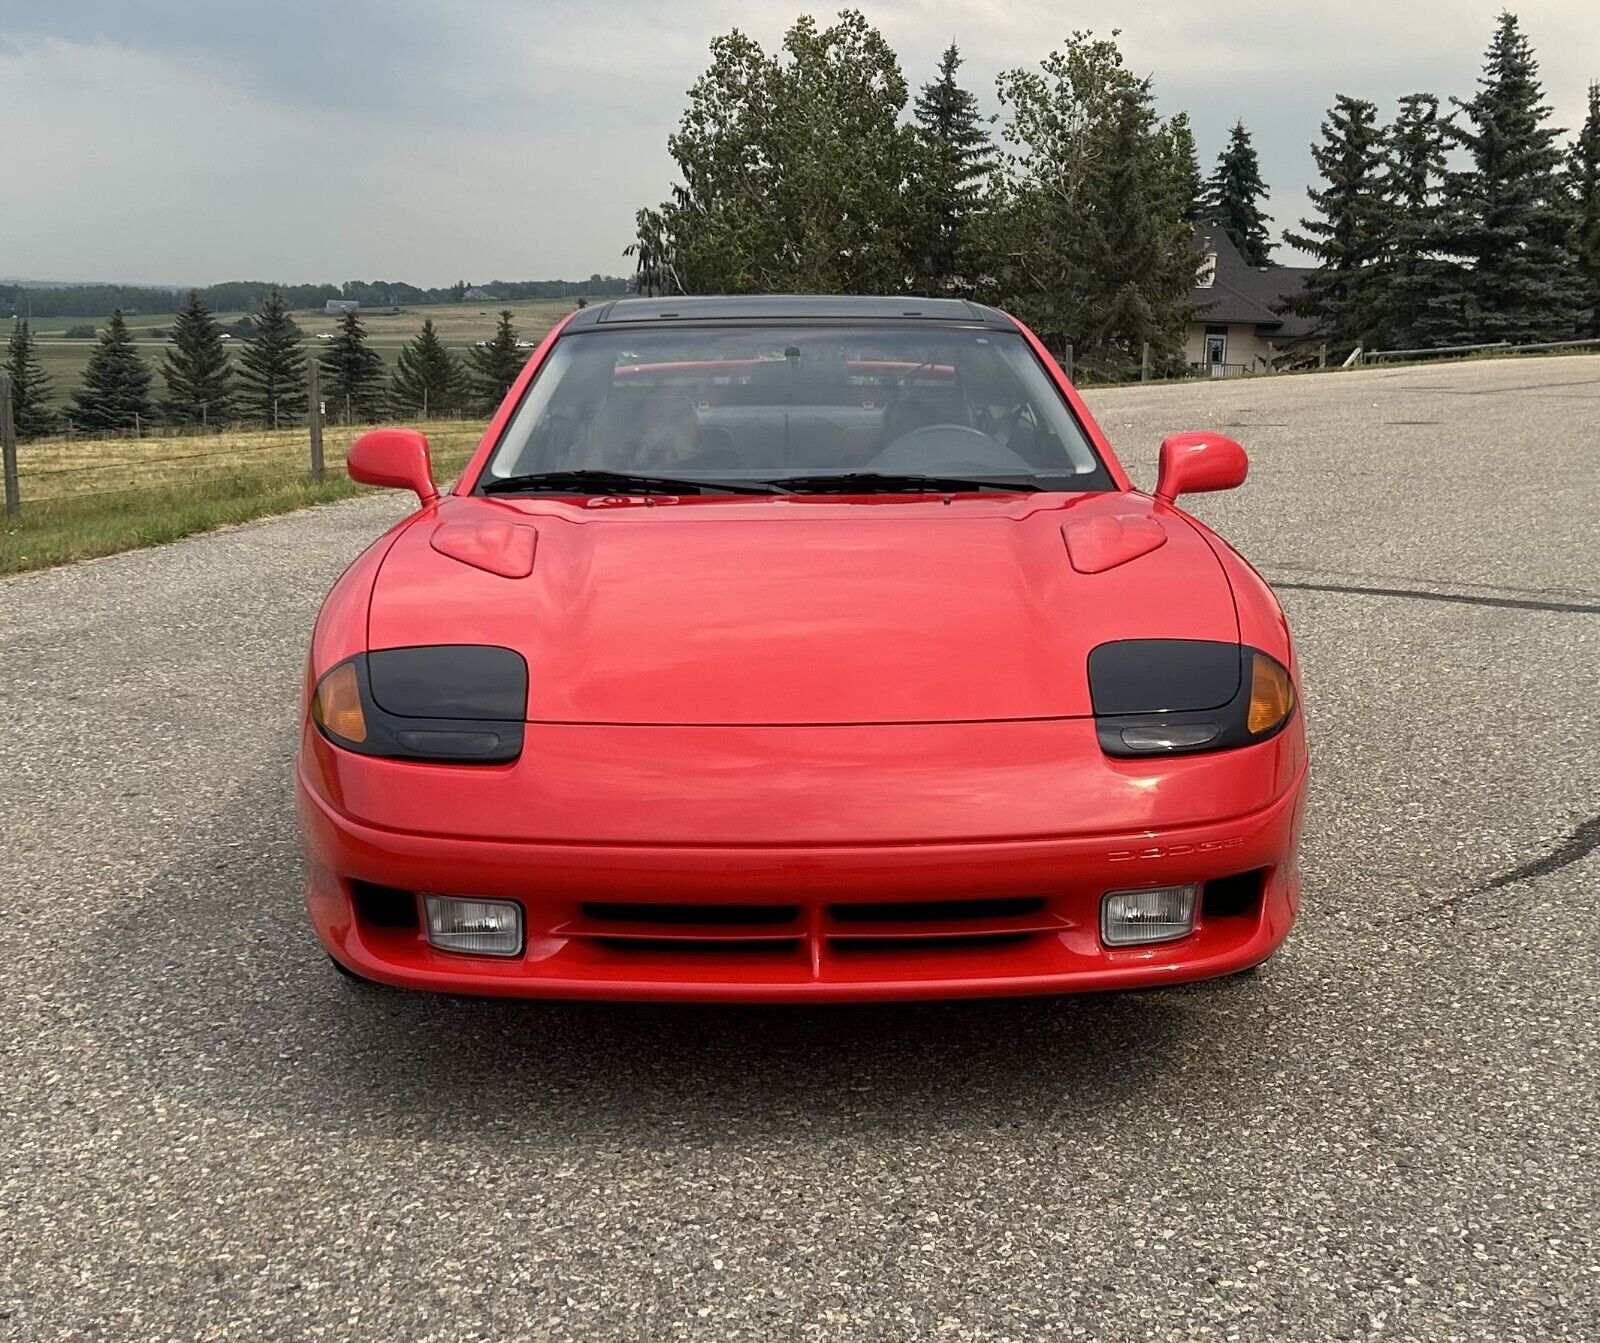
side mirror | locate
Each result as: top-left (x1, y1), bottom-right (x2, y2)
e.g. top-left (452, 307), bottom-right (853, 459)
top-left (1154, 431), bottom-right (1248, 504)
top-left (348, 427), bottom-right (439, 505)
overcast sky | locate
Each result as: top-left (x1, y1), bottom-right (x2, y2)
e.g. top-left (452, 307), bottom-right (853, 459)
top-left (1, 1), bottom-right (1594, 286)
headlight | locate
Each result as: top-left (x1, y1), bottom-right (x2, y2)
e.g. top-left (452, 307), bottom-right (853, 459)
top-left (310, 645), bottom-right (527, 762)
top-left (1088, 639), bottom-right (1294, 757)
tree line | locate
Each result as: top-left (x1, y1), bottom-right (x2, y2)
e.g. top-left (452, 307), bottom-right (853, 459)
top-left (632, 9), bottom-right (1600, 371)
top-left (1291, 14), bottom-right (1597, 351)
top-left (2, 275), bottom-right (631, 322)
top-left (2, 295), bottom-right (537, 438)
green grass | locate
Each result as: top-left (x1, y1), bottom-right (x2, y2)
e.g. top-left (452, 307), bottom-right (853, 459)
top-left (23, 298), bottom-right (579, 412)
top-left (2, 420), bottom-right (487, 575)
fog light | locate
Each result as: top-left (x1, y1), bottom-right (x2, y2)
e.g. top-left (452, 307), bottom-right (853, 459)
top-left (1101, 884), bottom-right (1199, 946)
top-left (423, 895), bottom-right (524, 957)
top-left (1119, 722), bottom-right (1219, 752)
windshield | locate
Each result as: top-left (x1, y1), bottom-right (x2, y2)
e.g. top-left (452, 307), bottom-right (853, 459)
top-left (478, 325), bottom-right (1111, 492)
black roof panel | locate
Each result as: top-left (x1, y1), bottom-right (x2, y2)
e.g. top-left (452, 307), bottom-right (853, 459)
top-left (568, 294), bottom-right (1015, 330)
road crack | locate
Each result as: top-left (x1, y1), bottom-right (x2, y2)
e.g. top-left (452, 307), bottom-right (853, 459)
top-left (1271, 580), bottom-right (1600, 615)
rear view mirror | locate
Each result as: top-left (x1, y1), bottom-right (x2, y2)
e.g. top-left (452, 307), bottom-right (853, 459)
top-left (1154, 431), bottom-right (1248, 504)
top-left (348, 428), bottom-right (439, 505)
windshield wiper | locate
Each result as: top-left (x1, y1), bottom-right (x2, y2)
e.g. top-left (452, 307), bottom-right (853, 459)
top-left (762, 471), bottom-right (1043, 494)
top-left (482, 469), bottom-right (786, 497)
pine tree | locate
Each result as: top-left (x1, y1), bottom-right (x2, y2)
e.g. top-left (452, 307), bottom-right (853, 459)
top-left (1204, 122), bottom-right (1273, 266)
top-left (390, 319), bottom-right (470, 418)
top-left (319, 308), bottom-right (385, 423)
top-left (161, 290), bottom-right (235, 426)
top-left (1285, 96), bottom-right (1388, 352)
top-left (1373, 93), bottom-right (1453, 350)
top-left (1432, 12), bottom-right (1583, 344)
top-left (1170, 111), bottom-right (1205, 221)
top-left (468, 310), bottom-right (525, 411)
top-left (237, 288), bottom-right (308, 426)
top-left (909, 43), bottom-right (996, 292)
top-left (70, 310), bottom-right (155, 433)
top-left (4, 318), bottom-right (56, 440)
top-left (1571, 82), bottom-right (1600, 338)
top-left (1077, 82), bottom-right (1199, 377)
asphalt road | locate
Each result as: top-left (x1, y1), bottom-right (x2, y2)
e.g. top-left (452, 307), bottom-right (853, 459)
top-left (2, 355), bottom-right (1597, 1342)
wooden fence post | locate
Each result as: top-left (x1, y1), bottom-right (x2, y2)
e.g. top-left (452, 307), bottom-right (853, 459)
top-left (1062, 340), bottom-right (1074, 382)
top-left (308, 361), bottom-right (325, 483)
top-left (1140, 342), bottom-right (1151, 383)
top-left (1, 372), bottom-right (19, 519)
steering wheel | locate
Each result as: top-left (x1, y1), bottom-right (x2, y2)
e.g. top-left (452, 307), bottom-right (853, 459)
top-left (869, 423), bottom-right (1035, 475)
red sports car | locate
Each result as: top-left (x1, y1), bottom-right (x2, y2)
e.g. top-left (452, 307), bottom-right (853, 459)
top-left (298, 296), bottom-right (1306, 1001)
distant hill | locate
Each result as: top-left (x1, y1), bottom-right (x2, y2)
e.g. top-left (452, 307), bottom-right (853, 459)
top-left (0, 277), bottom-right (143, 289)
top-left (3, 275), bottom-right (633, 319)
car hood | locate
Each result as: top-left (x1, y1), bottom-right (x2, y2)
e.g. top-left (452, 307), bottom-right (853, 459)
top-left (367, 492), bottom-right (1238, 726)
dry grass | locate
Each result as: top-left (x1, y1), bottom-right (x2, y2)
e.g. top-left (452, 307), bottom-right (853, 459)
top-left (2, 419), bottom-right (488, 575)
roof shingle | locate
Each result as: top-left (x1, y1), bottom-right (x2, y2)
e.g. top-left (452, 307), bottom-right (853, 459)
top-left (1189, 226), bottom-right (1315, 338)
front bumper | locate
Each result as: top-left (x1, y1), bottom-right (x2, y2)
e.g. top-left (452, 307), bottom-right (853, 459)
top-left (298, 720), bottom-right (1306, 1002)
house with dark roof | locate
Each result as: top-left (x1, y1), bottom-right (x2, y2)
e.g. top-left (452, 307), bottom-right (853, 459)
top-left (1186, 225), bottom-right (1315, 375)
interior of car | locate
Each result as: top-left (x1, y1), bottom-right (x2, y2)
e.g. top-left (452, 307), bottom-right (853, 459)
top-left (486, 326), bottom-right (1103, 482)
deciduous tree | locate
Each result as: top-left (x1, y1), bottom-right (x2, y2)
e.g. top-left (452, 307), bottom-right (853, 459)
top-left (978, 32), bottom-right (1195, 380)
top-left (633, 10), bottom-right (919, 295)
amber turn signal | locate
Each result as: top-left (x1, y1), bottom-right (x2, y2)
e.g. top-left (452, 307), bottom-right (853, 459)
top-left (1247, 653), bottom-right (1295, 735)
top-left (312, 661), bottom-right (368, 744)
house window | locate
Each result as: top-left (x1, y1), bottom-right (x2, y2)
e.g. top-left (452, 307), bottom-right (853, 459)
top-left (1204, 328), bottom-right (1227, 368)
top-left (1195, 253), bottom-right (1217, 288)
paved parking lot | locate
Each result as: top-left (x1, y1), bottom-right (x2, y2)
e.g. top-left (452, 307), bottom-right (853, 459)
top-left (2, 355), bottom-right (1596, 1341)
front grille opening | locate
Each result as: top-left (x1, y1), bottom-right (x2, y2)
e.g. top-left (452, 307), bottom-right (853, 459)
top-left (1202, 869), bottom-right (1268, 921)
top-left (582, 902), bottom-right (799, 926)
top-left (830, 932), bottom-right (1036, 955)
top-left (830, 896), bottom-right (1046, 924)
top-left (350, 880), bottom-right (419, 930)
top-left (593, 936), bottom-right (802, 956)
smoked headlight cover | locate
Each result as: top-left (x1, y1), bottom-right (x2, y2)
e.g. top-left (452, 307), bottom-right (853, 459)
top-left (310, 645), bottom-right (527, 762)
top-left (1088, 639), bottom-right (1294, 757)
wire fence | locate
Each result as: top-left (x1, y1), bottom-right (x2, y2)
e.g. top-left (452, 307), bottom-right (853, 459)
top-left (0, 366), bottom-right (485, 519)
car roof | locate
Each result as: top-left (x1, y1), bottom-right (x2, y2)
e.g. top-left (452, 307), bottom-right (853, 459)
top-left (566, 294), bottom-right (1017, 331)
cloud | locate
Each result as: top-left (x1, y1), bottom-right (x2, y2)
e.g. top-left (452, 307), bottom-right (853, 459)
top-left (3, 1), bottom-right (1595, 283)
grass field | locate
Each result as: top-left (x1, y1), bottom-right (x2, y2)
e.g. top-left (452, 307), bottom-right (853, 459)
top-left (1, 419), bottom-right (488, 575)
top-left (22, 298), bottom-right (580, 412)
